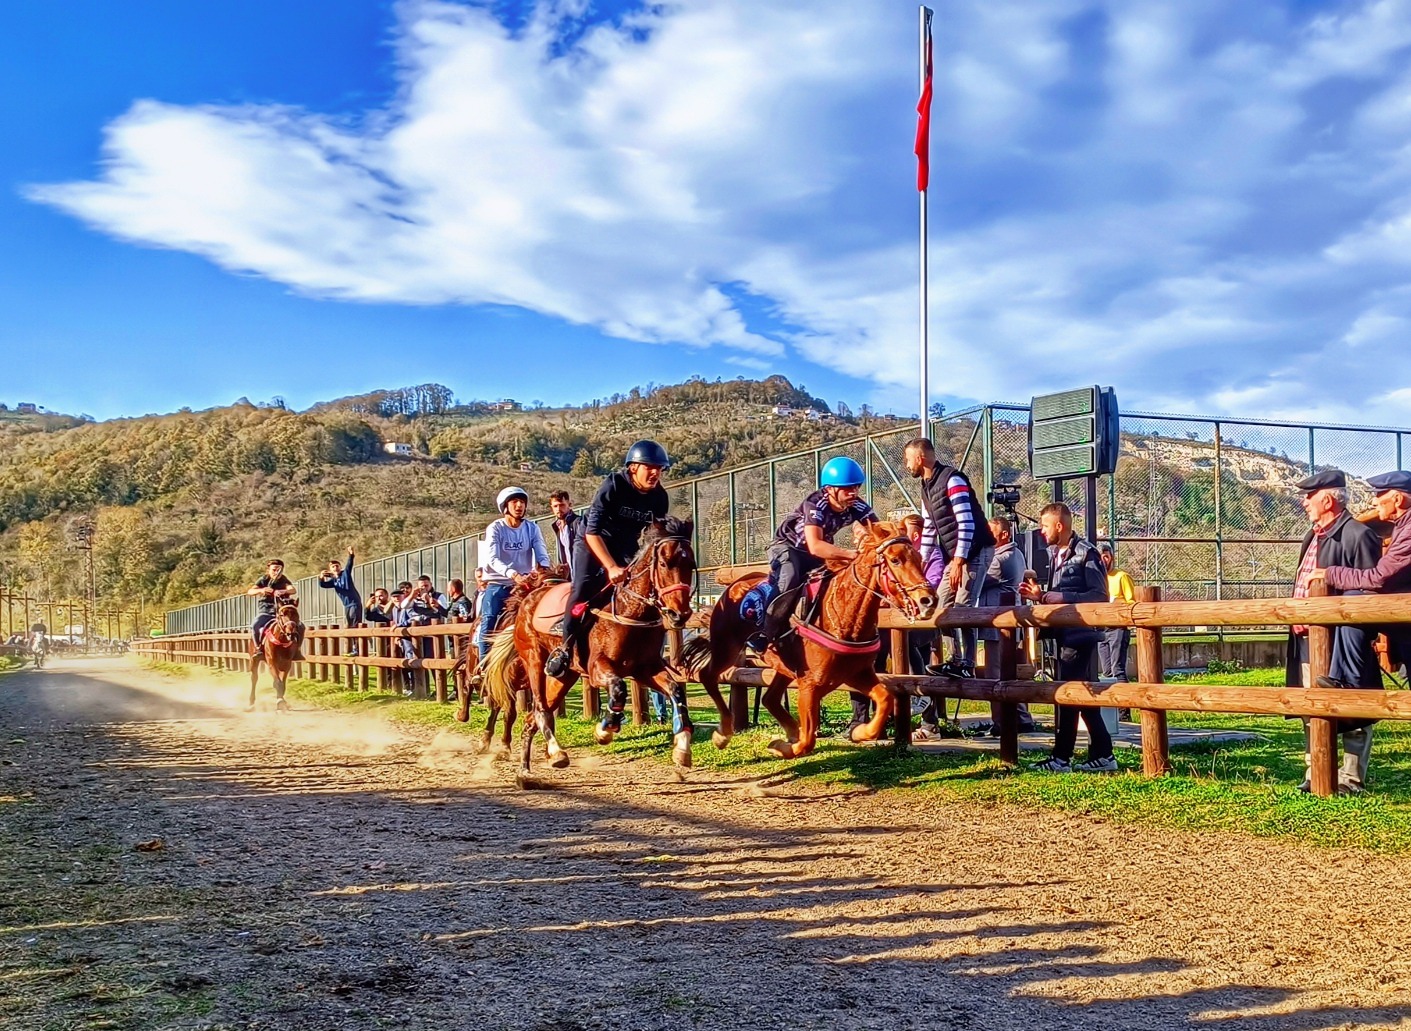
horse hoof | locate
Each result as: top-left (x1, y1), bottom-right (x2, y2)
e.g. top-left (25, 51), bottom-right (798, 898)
top-left (276, 700), bottom-right (289, 713)
top-left (244, 704), bottom-right (256, 713)
top-left (514, 770), bottom-right (529, 790)
top-left (673, 731), bottom-right (693, 768)
top-left (549, 751), bottom-right (570, 770)
top-left (475, 735), bottom-right (493, 754)
top-left (767, 738), bottom-right (795, 759)
top-left (594, 726), bottom-right (617, 746)
top-left (711, 730), bottom-right (731, 750)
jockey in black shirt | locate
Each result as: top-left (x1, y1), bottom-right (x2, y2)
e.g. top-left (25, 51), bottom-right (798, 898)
top-left (545, 440), bottom-right (670, 678)
top-left (247, 558), bottom-right (303, 656)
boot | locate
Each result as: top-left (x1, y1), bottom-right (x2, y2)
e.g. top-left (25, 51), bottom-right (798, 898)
top-left (1339, 727), bottom-right (1374, 794)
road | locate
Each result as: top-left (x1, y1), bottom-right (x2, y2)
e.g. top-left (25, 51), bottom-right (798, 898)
top-left (2, 657), bottom-right (1409, 1030)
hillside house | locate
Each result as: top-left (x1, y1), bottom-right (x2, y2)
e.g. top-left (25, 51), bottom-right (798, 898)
top-left (769, 405), bottom-right (795, 418)
top-left (383, 442), bottom-right (414, 456)
top-left (489, 399), bottom-right (521, 412)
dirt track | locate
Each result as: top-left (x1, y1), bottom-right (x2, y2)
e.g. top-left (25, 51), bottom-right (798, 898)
top-left (2, 658), bottom-right (1410, 1030)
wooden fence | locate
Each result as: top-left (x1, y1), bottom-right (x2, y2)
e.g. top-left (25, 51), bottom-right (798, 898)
top-left (131, 584), bottom-right (1411, 797)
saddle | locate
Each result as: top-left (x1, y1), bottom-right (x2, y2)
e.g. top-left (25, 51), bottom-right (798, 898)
top-left (530, 582), bottom-right (575, 635)
top-left (742, 570), bottom-right (829, 630)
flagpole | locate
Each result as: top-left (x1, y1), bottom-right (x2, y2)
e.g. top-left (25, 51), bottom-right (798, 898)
top-left (917, 5), bottom-right (933, 441)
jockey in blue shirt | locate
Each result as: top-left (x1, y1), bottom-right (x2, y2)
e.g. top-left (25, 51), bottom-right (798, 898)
top-left (748, 456), bottom-right (877, 649)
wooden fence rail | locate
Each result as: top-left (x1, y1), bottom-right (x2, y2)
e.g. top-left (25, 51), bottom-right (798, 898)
top-left (131, 583), bottom-right (1410, 797)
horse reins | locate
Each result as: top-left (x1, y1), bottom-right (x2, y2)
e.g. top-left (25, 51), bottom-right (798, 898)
top-left (850, 535), bottom-right (931, 622)
top-left (593, 535), bottom-right (694, 628)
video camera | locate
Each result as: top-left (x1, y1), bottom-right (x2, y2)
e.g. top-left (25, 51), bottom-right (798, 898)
top-left (987, 483), bottom-right (1022, 513)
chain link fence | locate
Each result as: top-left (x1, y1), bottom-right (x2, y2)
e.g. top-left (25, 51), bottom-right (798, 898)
top-left (164, 405), bottom-right (1410, 634)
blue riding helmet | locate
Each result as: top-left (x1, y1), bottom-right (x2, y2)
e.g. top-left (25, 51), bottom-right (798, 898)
top-left (820, 456), bottom-right (866, 488)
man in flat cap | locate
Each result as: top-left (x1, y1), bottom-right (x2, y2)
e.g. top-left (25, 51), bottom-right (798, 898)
top-left (1285, 469), bottom-right (1382, 792)
top-left (1308, 470), bottom-right (1411, 790)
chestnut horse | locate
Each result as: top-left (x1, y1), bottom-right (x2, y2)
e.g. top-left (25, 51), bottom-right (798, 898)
top-left (683, 520), bottom-right (937, 759)
top-left (249, 603), bottom-right (301, 712)
top-left (481, 518), bottom-right (715, 785)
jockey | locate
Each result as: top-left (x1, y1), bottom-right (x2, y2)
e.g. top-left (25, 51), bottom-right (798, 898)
top-left (750, 456), bottom-right (878, 650)
top-left (544, 440), bottom-right (670, 679)
top-left (246, 558), bottom-right (303, 657)
top-left (478, 486), bottom-right (551, 662)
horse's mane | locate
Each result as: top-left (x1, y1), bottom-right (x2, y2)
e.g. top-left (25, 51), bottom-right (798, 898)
top-left (500, 564), bottom-right (570, 628)
top-left (642, 516), bottom-right (694, 546)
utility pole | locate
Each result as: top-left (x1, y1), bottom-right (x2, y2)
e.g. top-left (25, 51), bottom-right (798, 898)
top-left (73, 520), bottom-right (96, 655)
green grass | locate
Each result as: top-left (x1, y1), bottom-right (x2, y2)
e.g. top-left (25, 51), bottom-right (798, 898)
top-left (212, 665), bottom-right (1411, 853)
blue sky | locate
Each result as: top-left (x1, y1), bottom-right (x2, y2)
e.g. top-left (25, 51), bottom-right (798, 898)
top-left (7, 0), bottom-right (1411, 425)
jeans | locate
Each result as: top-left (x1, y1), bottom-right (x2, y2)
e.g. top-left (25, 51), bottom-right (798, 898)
top-left (477, 583), bottom-right (512, 661)
top-left (936, 546), bottom-right (994, 665)
top-left (1098, 628), bottom-right (1129, 680)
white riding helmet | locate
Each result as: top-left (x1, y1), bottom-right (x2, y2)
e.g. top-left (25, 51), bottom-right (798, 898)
top-left (497, 486), bottom-right (529, 513)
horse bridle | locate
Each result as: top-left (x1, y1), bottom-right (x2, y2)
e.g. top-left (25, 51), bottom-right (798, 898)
top-left (851, 535), bottom-right (932, 622)
top-left (611, 535), bottom-right (695, 621)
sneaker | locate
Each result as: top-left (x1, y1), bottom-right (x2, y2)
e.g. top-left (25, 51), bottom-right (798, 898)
top-left (1074, 755), bottom-right (1119, 774)
top-left (926, 660), bottom-right (974, 679)
top-left (910, 696), bottom-right (930, 716)
top-left (544, 648), bottom-right (570, 679)
top-left (1029, 756), bottom-right (1072, 773)
top-left (744, 633), bottom-right (769, 655)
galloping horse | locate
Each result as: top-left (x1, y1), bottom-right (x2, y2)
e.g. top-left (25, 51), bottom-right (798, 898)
top-left (683, 520), bottom-right (937, 759)
top-left (249, 603), bottom-right (301, 712)
top-left (480, 517), bottom-right (714, 785)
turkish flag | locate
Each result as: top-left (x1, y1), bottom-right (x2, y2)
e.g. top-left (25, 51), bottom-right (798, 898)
top-left (914, 12), bottom-right (934, 191)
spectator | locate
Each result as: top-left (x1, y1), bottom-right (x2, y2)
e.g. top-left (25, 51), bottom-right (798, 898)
top-left (318, 547), bottom-right (363, 655)
top-left (903, 437), bottom-right (995, 677)
top-left (414, 575), bottom-right (449, 616)
top-left (1021, 503), bottom-right (1116, 774)
top-left (446, 578), bottom-right (474, 701)
top-left (480, 486), bottom-right (551, 662)
top-left (980, 517), bottom-right (1037, 733)
top-left (550, 490), bottom-right (581, 573)
top-left (363, 588), bottom-right (394, 625)
top-left (1304, 469), bottom-right (1402, 794)
top-left (1097, 543), bottom-right (1135, 681)
top-left (446, 579), bottom-right (473, 620)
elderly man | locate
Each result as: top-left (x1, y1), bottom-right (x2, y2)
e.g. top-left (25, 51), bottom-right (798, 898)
top-left (1020, 503), bottom-right (1115, 773)
top-left (1284, 469), bottom-right (1382, 793)
top-left (1309, 470), bottom-right (1411, 793)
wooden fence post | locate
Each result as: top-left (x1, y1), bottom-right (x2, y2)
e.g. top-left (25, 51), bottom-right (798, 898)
top-left (358, 627), bottom-right (370, 693)
top-left (997, 626), bottom-right (1020, 765)
top-left (433, 622), bottom-right (448, 704)
top-left (892, 627), bottom-right (912, 751)
top-left (1134, 585), bottom-right (1171, 776)
top-left (1307, 581), bottom-right (1338, 798)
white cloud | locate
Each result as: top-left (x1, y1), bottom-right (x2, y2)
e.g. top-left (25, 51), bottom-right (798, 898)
top-left (24, 0), bottom-right (1411, 425)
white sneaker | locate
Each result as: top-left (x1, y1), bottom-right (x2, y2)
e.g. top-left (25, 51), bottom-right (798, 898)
top-left (1074, 756), bottom-right (1118, 774)
top-left (1029, 757), bottom-right (1072, 773)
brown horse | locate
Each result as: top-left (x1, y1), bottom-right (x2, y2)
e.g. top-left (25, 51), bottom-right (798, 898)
top-left (481, 517), bottom-right (714, 785)
top-left (249, 603), bottom-right (301, 712)
top-left (683, 520), bottom-right (937, 759)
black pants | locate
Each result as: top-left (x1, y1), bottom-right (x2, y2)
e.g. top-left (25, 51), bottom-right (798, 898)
top-left (763, 543), bottom-right (820, 640)
top-left (343, 601), bottom-right (364, 629)
top-left (1051, 638), bottom-right (1113, 761)
top-left (560, 540), bottom-right (608, 655)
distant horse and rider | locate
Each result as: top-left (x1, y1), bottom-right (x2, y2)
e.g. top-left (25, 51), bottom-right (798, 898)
top-left (246, 559), bottom-right (304, 712)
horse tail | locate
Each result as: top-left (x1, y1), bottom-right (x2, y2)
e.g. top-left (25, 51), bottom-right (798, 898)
top-left (481, 629), bottom-right (521, 712)
top-left (679, 634), bottom-right (713, 679)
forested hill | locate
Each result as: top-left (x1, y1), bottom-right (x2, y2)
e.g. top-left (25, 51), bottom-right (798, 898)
top-left (0, 376), bottom-right (885, 615)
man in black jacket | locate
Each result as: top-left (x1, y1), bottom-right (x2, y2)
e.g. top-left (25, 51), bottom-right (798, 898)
top-left (1284, 469), bottom-right (1382, 792)
top-left (549, 491), bottom-right (581, 574)
top-left (1019, 503), bottom-right (1115, 773)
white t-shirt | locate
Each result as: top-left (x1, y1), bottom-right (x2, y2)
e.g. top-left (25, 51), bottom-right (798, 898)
top-left (483, 518), bottom-right (550, 586)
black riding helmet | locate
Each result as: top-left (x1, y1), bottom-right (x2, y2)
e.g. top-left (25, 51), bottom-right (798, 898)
top-left (624, 439), bottom-right (670, 468)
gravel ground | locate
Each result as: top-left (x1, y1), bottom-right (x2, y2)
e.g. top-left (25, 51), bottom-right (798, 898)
top-left (2, 658), bottom-right (1410, 1031)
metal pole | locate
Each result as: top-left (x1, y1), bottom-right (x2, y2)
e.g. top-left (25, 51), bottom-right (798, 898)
top-left (917, 5), bottom-right (933, 442)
